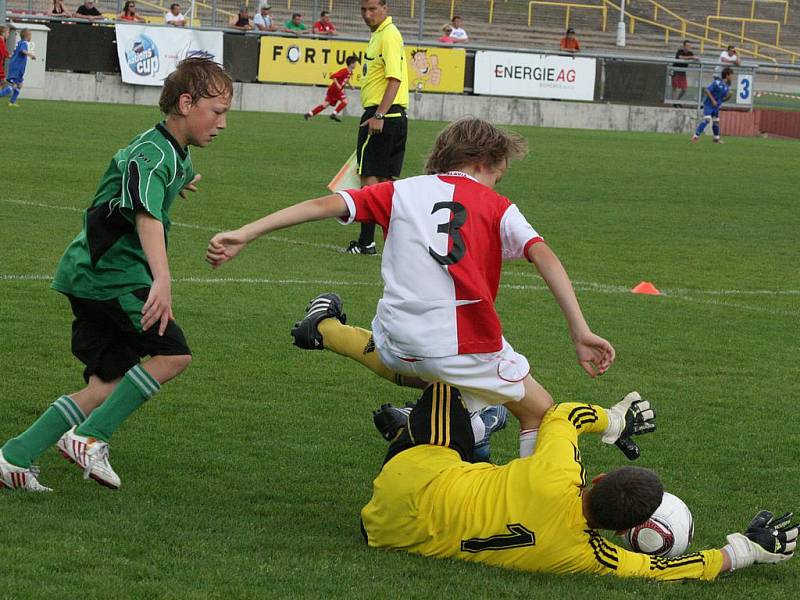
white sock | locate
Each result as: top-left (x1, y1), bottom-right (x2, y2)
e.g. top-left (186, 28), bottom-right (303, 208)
top-left (519, 428), bottom-right (539, 458)
top-left (470, 412), bottom-right (486, 443)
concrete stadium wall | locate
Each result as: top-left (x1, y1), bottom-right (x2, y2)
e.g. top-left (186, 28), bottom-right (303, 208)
top-left (29, 71), bottom-right (700, 134)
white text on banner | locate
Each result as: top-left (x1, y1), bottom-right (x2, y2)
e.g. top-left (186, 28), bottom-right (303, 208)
top-left (474, 51), bottom-right (596, 101)
top-left (115, 24), bottom-right (224, 86)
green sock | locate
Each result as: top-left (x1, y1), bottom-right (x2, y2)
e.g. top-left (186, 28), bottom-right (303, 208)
top-left (2, 395), bottom-right (87, 468)
top-left (76, 364), bottom-right (160, 442)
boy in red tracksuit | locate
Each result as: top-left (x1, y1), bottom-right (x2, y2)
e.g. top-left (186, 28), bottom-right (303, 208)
top-left (305, 55), bottom-right (358, 122)
top-left (0, 27), bottom-right (10, 87)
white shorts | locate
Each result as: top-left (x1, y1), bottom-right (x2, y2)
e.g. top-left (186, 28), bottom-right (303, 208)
top-left (373, 325), bottom-right (530, 413)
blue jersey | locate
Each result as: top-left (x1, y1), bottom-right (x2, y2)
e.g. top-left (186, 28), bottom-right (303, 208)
top-left (7, 40), bottom-right (29, 83)
top-left (703, 78), bottom-right (730, 110)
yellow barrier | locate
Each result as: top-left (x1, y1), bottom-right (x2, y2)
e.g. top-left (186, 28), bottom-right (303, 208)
top-left (527, 1), bottom-right (607, 31)
top-left (705, 15), bottom-right (781, 48)
top-left (716, 0), bottom-right (789, 25)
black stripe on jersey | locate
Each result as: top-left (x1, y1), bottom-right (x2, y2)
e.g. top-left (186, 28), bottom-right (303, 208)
top-left (568, 405), bottom-right (598, 429)
top-left (586, 530), bottom-right (619, 570)
top-left (126, 160), bottom-right (146, 213)
top-left (649, 553), bottom-right (706, 571)
top-left (572, 443), bottom-right (587, 488)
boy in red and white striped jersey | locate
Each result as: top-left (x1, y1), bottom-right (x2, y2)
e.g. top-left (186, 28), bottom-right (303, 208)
top-left (206, 118), bottom-right (615, 457)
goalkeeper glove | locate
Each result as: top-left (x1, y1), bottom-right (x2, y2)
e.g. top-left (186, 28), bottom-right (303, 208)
top-left (724, 510), bottom-right (798, 570)
top-left (601, 391), bottom-right (656, 460)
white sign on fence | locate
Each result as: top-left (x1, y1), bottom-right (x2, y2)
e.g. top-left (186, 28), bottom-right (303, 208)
top-left (736, 73), bottom-right (753, 106)
top-left (115, 24), bottom-right (224, 86)
top-left (474, 51), bottom-right (596, 101)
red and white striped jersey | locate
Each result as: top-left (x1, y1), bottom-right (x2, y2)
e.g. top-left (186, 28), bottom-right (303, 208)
top-left (338, 172), bottom-right (543, 358)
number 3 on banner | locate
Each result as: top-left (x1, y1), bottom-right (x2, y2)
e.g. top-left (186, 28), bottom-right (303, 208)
top-left (737, 75), bottom-right (752, 105)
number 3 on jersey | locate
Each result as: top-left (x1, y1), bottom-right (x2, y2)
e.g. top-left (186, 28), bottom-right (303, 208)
top-left (428, 201), bottom-right (467, 266)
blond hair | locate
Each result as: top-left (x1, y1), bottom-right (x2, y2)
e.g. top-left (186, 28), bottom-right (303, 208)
top-left (425, 117), bottom-right (528, 174)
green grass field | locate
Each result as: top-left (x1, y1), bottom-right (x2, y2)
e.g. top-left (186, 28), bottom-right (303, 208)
top-left (1, 100), bottom-right (798, 599)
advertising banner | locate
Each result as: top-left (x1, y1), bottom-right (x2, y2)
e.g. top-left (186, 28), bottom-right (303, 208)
top-left (258, 37), bottom-right (465, 94)
top-left (474, 51), bottom-right (596, 101)
top-left (115, 24), bottom-right (224, 86)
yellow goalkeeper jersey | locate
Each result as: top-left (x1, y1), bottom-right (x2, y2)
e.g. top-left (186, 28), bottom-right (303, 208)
top-left (361, 403), bottom-right (725, 581)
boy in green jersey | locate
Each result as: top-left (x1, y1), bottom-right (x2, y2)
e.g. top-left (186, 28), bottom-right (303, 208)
top-left (0, 58), bottom-right (233, 491)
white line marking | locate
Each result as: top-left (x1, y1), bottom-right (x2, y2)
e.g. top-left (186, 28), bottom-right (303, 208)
top-left (0, 198), bottom-right (344, 252)
top-left (3, 274), bottom-right (796, 317)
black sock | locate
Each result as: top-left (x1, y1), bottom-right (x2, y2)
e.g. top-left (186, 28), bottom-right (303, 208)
top-left (358, 223), bottom-right (376, 246)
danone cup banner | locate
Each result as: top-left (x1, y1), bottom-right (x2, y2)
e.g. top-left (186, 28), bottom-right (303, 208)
top-left (115, 24), bottom-right (224, 86)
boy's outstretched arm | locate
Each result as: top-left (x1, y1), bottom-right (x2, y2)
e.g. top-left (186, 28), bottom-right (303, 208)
top-left (136, 212), bottom-right (172, 336)
top-left (527, 242), bottom-right (615, 377)
top-left (206, 194), bottom-right (349, 267)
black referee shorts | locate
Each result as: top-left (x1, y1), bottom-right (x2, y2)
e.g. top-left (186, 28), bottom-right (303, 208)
top-left (66, 289), bottom-right (191, 383)
top-left (356, 104), bottom-right (408, 179)
top-left (384, 383), bottom-right (475, 465)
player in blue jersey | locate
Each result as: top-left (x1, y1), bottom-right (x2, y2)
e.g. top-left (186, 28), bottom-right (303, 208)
top-left (692, 67), bottom-right (733, 144)
top-left (0, 29), bottom-right (36, 107)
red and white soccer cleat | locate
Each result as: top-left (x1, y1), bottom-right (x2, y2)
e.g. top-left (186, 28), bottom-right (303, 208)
top-left (57, 427), bottom-right (121, 490)
top-left (0, 450), bottom-right (52, 492)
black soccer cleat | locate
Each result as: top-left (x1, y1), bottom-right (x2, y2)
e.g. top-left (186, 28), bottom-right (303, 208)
top-left (372, 403), bottom-right (412, 441)
top-left (290, 293), bottom-right (347, 350)
top-left (330, 113), bottom-right (342, 122)
top-left (345, 240), bottom-right (377, 255)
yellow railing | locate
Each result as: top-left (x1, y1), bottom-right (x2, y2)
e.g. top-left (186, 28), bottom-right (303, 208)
top-left (602, 0), bottom-right (800, 64)
top-left (448, 0), bottom-right (497, 24)
top-left (716, 0), bottom-right (789, 25)
top-left (706, 15), bottom-right (781, 47)
top-left (527, 1), bottom-right (607, 31)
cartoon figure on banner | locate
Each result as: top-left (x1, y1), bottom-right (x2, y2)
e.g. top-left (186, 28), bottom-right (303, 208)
top-left (409, 49), bottom-right (441, 91)
top-left (126, 34), bottom-right (160, 77)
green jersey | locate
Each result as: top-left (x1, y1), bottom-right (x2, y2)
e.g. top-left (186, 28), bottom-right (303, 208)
top-left (53, 123), bottom-right (194, 300)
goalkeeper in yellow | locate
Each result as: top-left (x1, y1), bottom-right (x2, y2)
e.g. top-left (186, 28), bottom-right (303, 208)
top-left (361, 387), bottom-right (798, 580)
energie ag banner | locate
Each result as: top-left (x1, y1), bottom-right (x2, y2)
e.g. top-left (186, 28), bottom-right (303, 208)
top-left (258, 37), bottom-right (465, 94)
top-left (115, 24), bottom-right (224, 86)
top-left (474, 51), bottom-right (596, 101)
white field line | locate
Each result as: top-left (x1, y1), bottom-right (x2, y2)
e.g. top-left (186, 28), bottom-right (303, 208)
top-left (3, 274), bottom-right (797, 317)
top-left (0, 198), bottom-right (344, 252)
top-left (3, 198), bottom-right (798, 314)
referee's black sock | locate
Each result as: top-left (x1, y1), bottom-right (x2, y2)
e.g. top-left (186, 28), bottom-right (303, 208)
top-left (358, 223), bottom-right (376, 246)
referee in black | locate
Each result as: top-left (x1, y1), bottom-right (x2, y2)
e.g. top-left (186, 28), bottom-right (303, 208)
top-left (346, 0), bottom-right (410, 255)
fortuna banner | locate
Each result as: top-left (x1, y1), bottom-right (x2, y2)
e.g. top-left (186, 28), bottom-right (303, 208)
top-left (115, 24), bottom-right (224, 86)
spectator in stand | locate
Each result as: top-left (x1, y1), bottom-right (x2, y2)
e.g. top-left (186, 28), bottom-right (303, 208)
top-left (253, 4), bottom-right (277, 32)
top-left (671, 40), bottom-right (699, 102)
top-left (50, 0), bottom-right (68, 16)
top-left (75, 0), bottom-right (104, 21)
top-left (165, 3), bottom-right (187, 26)
top-left (313, 11), bottom-right (338, 35)
top-left (715, 45), bottom-right (741, 79)
top-left (438, 24), bottom-right (455, 43)
top-left (0, 27), bottom-right (9, 88)
top-left (560, 27), bottom-right (580, 53)
top-left (449, 15), bottom-right (468, 43)
top-left (118, 1), bottom-right (147, 22)
top-left (283, 13), bottom-right (309, 34)
top-left (230, 7), bottom-right (253, 30)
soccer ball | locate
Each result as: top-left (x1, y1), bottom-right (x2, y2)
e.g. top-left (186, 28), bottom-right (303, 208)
top-left (622, 491), bottom-right (694, 558)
